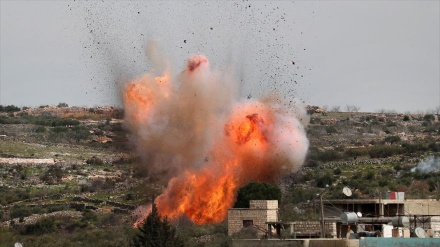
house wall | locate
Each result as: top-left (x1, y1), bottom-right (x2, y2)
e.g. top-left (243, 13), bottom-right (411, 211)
top-left (250, 200), bottom-right (278, 210)
top-left (324, 199), bottom-right (440, 218)
top-left (405, 200), bottom-right (440, 215)
top-left (228, 200), bottom-right (278, 236)
top-left (290, 221), bottom-right (337, 237)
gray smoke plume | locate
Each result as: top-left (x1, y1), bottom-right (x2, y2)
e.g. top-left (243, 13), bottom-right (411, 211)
top-left (411, 156), bottom-right (440, 173)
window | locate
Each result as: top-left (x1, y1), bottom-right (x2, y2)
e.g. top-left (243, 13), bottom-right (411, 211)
top-left (243, 220), bottom-right (254, 228)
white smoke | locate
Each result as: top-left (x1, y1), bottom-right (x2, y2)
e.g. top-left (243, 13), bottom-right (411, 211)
top-left (411, 156), bottom-right (440, 173)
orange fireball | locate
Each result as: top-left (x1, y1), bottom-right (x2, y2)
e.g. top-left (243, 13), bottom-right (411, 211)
top-left (124, 53), bottom-right (309, 226)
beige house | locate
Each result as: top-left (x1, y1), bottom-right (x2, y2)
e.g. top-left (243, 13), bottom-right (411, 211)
top-left (228, 200), bottom-right (278, 236)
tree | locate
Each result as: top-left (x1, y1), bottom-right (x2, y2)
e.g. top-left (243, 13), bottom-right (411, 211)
top-left (40, 165), bottom-right (65, 185)
top-left (345, 105), bottom-right (360, 113)
top-left (57, 102), bottom-right (69, 107)
top-left (424, 114), bottom-right (435, 122)
top-left (316, 173), bottom-right (334, 188)
top-left (234, 181), bottom-right (282, 208)
top-left (0, 105), bottom-right (20, 112)
top-left (325, 126), bottom-right (337, 134)
top-left (132, 201), bottom-right (183, 247)
top-left (317, 150), bottom-right (342, 162)
top-left (330, 105), bottom-right (340, 112)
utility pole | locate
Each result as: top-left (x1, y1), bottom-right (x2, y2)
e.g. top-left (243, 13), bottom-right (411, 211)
top-left (320, 193), bottom-right (325, 238)
top-left (315, 184), bottom-right (329, 239)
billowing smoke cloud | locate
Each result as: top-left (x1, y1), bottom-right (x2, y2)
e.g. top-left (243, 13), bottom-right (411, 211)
top-left (124, 42), bottom-right (309, 225)
top-left (411, 156), bottom-right (440, 173)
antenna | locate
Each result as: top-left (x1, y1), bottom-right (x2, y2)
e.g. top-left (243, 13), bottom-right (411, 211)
top-left (342, 187), bottom-right (352, 197)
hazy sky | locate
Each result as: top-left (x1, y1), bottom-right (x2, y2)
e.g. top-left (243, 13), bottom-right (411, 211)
top-left (1, 0), bottom-right (439, 113)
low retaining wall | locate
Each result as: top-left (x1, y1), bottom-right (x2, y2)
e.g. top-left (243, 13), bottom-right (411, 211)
top-left (359, 238), bottom-right (440, 247)
top-left (231, 239), bottom-right (358, 247)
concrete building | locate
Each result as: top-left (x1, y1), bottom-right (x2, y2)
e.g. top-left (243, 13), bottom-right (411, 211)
top-left (227, 197), bottom-right (440, 239)
top-left (228, 200), bottom-right (337, 238)
top-left (322, 197), bottom-right (440, 238)
top-left (228, 200), bottom-right (279, 237)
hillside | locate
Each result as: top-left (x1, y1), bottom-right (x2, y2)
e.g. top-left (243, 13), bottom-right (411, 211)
top-left (0, 105), bottom-right (439, 246)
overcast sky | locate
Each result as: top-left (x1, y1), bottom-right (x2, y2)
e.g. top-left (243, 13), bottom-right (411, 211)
top-left (1, 0), bottom-right (439, 113)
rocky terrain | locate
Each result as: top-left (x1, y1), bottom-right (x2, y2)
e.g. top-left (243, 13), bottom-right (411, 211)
top-left (0, 105), bottom-right (439, 246)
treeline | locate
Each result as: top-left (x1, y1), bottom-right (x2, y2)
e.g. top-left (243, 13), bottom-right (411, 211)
top-left (0, 105), bottom-right (21, 112)
top-left (0, 114), bottom-right (80, 127)
top-left (308, 141), bottom-right (440, 164)
top-left (0, 103), bottom-right (70, 112)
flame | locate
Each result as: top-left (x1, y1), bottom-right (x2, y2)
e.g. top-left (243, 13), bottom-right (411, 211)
top-left (123, 72), bottom-right (171, 126)
top-left (132, 204), bottom-right (152, 228)
top-left (156, 160), bottom-right (239, 224)
top-left (124, 50), bottom-right (309, 226)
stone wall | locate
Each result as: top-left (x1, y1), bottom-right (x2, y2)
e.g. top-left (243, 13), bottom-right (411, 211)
top-left (228, 200), bottom-right (279, 236)
top-left (250, 200), bottom-right (278, 210)
top-left (429, 216), bottom-right (440, 238)
top-left (1, 210), bottom-right (82, 228)
top-left (405, 199), bottom-right (440, 215)
top-left (289, 221), bottom-right (337, 237)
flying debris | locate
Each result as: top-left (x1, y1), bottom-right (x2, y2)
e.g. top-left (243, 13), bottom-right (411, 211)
top-left (125, 44), bottom-right (309, 225)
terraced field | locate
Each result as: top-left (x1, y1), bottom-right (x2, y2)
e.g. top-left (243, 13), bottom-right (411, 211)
top-left (1, 106), bottom-right (439, 246)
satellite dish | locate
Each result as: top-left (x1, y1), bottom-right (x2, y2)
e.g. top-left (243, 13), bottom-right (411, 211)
top-left (415, 227), bottom-right (426, 238)
top-left (14, 243), bottom-right (23, 247)
top-left (357, 212), bottom-right (362, 218)
top-left (343, 187), bottom-right (352, 197)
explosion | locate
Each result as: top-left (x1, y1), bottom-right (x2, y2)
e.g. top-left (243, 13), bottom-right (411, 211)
top-left (124, 44), bottom-right (309, 226)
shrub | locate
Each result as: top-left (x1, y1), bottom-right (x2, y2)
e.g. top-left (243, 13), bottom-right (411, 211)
top-left (344, 149), bottom-right (366, 158)
top-left (287, 186), bottom-right (320, 204)
top-left (428, 142), bottom-right (440, 152)
top-left (424, 123), bottom-right (440, 133)
top-left (231, 226), bottom-right (258, 239)
top-left (422, 121), bottom-right (432, 127)
top-left (401, 142), bottom-right (428, 153)
top-left (317, 150), bottom-right (342, 162)
top-left (23, 217), bottom-right (55, 235)
top-left (394, 164), bottom-right (402, 171)
top-left (326, 126), bottom-right (337, 134)
top-left (316, 173), bottom-right (333, 188)
top-left (10, 206), bottom-right (35, 219)
top-left (364, 171), bottom-right (375, 180)
top-left (368, 145), bottom-right (402, 158)
top-left (40, 166), bottom-right (65, 185)
top-left (378, 178), bottom-right (389, 187)
top-left (234, 182), bottom-right (282, 208)
top-left (52, 126), bottom-right (69, 133)
top-left (111, 123), bottom-right (123, 132)
top-left (33, 126), bottom-right (46, 133)
top-left (51, 118), bottom-right (80, 127)
top-left (423, 114), bottom-right (435, 122)
top-left (386, 121), bottom-right (397, 127)
top-left (403, 115), bottom-right (410, 121)
top-left (384, 135), bottom-right (401, 144)
top-left (86, 156), bottom-right (104, 165)
top-left (125, 193), bottom-right (135, 201)
top-left (68, 126), bottom-right (90, 142)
